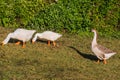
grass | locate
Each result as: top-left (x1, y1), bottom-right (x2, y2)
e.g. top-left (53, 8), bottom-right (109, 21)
top-left (0, 27), bottom-right (120, 80)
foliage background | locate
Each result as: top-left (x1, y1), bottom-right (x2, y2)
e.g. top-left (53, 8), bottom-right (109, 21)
top-left (0, 0), bottom-right (120, 37)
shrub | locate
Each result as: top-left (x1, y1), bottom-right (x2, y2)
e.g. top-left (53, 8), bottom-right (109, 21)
top-left (0, 0), bottom-right (45, 28)
top-left (0, 0), bottom-right (120, 36)
top-left (29, 0), bottom-right (120, 33)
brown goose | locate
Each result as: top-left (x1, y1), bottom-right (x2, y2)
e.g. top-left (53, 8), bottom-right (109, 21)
top-left (91, 29), bottom-right (116, 64)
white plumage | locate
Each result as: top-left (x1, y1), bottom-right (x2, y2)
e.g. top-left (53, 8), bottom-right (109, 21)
top-left (91, 29), bottom-right (116, 64)
top-left (32, 31), bottom-right (62, 46)
top-left (2, 28), bottom-right (36, 48)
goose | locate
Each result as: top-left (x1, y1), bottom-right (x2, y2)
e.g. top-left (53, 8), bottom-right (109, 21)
top-left (91, 29), bottom-right (116, 64)
top-left (32, 31), bottom-right (62, 47)
top-left (1, 28), bottom-right (36, 48)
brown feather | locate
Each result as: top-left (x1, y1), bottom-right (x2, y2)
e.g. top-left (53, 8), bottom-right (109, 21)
top-left (97, 44), bottom-right (114, 53)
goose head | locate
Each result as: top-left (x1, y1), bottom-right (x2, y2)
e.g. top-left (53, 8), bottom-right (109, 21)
top-left (32, 33), bottom-right (42, 43)
top-left (91, 29), bottom-right (96, 33)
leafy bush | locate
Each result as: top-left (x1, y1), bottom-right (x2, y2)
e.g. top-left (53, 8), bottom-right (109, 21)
top-left (0, 0), bottom-right (45, 28)
top-left (30, 0), bottom-right (120, 33)
top-left (0, 0), bottom-right (120, 36)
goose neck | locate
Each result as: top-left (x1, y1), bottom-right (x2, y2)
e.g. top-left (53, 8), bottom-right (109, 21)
top-left (92, 31), bottom-right (97, 46)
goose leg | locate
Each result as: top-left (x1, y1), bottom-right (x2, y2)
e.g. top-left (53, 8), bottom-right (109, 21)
top-left (48, 40), bottom-right (50, 46)
top-left (15, 41), bottom-right (21, 45)
top-left (22, 42), bottom-right (26, 48)
top-left (103, 59), bottom-right (107, 64)
top-left (96, 59), bottom-right (100, 64)
top-left (53, 41), bottom-right (56, 47)
top-left (32, 40), bottom-right (35, 44)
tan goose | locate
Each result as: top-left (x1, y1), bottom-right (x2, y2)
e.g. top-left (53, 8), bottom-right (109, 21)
top-left (32, 31), bottom-right (62, 47)
top-left (91, 29), bottom-right (116, 64)
top-left (1, 28), bottom-right (36, 48)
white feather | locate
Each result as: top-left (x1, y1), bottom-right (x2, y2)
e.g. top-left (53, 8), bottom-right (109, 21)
top-left (32, 31), bottom-right (62, 42)
top-left (2, 28), bottom-right (36, 44)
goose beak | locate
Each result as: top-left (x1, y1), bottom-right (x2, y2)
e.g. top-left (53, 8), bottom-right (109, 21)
top-left (91, 29), bottom-right (94, 32)
top-left (1, 42), bottom-right (4, 46)
top-left (91, 29), bottom-right (95, 32)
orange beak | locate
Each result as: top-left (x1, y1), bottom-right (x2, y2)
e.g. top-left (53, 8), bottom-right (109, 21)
top-left (1, 42), bottom-right (4, 46)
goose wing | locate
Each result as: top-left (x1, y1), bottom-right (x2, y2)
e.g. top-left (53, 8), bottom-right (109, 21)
top-left (97, 45), bottom-right (114, 54)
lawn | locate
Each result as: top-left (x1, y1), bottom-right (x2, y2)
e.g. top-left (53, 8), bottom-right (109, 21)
top-left (0, 27), bottom-right (120, 80)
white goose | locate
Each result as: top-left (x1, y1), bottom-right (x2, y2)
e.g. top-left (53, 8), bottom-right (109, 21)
top-left (1, 28), bottom-right (36, 48)
top-left (32, 31), bottom-right (62, 46)
top-left (91, 29), bottom-right (116, 64)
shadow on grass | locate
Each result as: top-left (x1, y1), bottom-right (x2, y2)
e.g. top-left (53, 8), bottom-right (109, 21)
top-left (8, 39), bottom-right (24, 46)
top-left (9, 39), bottom-right (20, 43)
top-left (34, 39), bottom-right (62, 46)
top-left (35, 39), bottom-right (48, 44)
top-left (68, 46), bottom-right (97, 61)
top-left (8, 39), bottom-right (32, 44)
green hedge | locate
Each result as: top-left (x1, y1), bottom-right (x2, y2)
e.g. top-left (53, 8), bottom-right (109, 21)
top-left (0, 0), bottom-right (120, 35)
top-left (0, 0), bottom-right (45, 28)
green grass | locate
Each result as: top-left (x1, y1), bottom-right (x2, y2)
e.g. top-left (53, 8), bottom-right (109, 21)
top-left (0, 27), bottom-right (120, 80)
